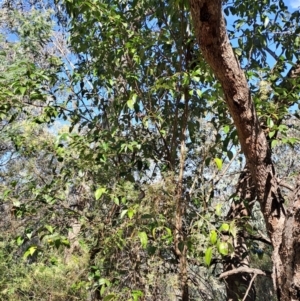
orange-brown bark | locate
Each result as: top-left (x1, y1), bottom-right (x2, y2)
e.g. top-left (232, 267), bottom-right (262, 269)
top-left (188, 1), bottom-right (299, 300)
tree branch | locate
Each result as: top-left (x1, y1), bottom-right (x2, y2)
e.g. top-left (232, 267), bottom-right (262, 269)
top-left (219, 266), bottom-right (266, 280)
top-left (242, 274), bottom-right (257, 301)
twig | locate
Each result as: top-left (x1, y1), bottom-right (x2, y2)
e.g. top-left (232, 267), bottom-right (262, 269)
top-left (242, 273), bottom-right (257, 301)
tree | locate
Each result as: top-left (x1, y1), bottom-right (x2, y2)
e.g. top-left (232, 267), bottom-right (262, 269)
top-left (189, 1), bottom-right (300, 300)
top-left (2, 0), bottom-right (300, 301)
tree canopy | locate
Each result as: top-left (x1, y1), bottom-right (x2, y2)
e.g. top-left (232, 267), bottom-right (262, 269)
top-left (1, 0), bottom-right (300, 300)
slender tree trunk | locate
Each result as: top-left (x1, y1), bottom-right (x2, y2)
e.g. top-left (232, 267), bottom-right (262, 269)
top-left (174, 86), bottom-right (189, 301)
top-left (188, 1), bottom-right (300, 300)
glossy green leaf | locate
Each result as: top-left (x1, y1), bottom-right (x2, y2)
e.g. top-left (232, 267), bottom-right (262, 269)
top-left (209, 230), bottom-right (218, 245)
top-left (218, 242), bottom-right (228, 256)
top-left (23, 246), bottom-right (37, 259)
top-left (223, 125), bottom-right (230, 134)
top-left (204, 247), bottom-right (213, 266)
top-left (220, 223), bottom-right (230, 232)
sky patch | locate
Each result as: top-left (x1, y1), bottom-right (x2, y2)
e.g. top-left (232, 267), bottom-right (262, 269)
top-left (289, 0), bottom-right (300, 8)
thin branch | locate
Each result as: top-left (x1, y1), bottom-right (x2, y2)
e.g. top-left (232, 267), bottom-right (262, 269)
top-left (214, 148), bottom-right (240, 185)
top-left (242, 273), bottom-right (257, 301)
top-left (277, 179), bottom-right (294, 191)
top-left (244, 233), bottom-right (272, 245)
top-left (265, 47), bottom-right (280, 61)
top-left (219, 267), bottom-right (266, 280)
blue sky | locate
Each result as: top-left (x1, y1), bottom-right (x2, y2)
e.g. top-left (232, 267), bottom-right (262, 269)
top-left (288, 0), bottom-right (300, 8)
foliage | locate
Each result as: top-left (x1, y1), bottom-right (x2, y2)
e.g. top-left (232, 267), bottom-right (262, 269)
top-left (0, 0), bottom-right (300, 300)
top-left (0, 239), bottom-right (89, 301)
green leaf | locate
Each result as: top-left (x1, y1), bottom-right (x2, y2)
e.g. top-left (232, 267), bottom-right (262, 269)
top-left (138, 231), bottom-right (148, 249)
top-left (95, 187), bottom-right (107, 200)
top-left (19, 87), bottom-right (27, 96)
top-left (99, 278), bottom-right (107, 286)
top-left (152, 227), bottom-right (157, 239)
top-left (61, 238), bottom-right (70, 247)
top-left (16, 236), bottom-right (24, 246)
top-left (209, 230), bottom-right (218, 245)
top-left (204, 247), bottom-right (213, 266)
top-left (223, 125), bottom-right (230, 134)
top-left (113, 197), bottom-right (120, 205)
top-left (127, 93), bottom-right (137, 110)
top-left (26, 231), bottom-right (33, 239)
top-left (103, 294), bottom-right (115, 301)
top-left (3, 189), bottom-right (11, 198)
top-left (271, 140), bottom-right (278, 148)
top-left (127, 208), bottom-right (134, 219)
top-left (267, 118), bottom-right (274, 128)
top-left (45, 225), bottom-right (54, 234)
top-left (219, 223), bottom-right (230, 232)
top-left (214, 158), bottom-right (222, 170)
top-left (218, 242), bottom-right (228, 255)
top-left (288, 137), bottom-right (297, 145)
top-left (132, 290), bottom-right (144, 301)
top-left (215, 204), bottom-right (222, 216)
top-left (23, 246), bottom-right (37, 259)
top-left (269, 131), bottom-right (276, 138)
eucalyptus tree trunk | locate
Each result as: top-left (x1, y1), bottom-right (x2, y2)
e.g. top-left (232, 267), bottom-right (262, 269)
top-left (189, 1), bottom-right (300, 300)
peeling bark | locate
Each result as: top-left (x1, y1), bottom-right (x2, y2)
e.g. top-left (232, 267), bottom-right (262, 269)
top-left (279, 176), bottom-right (300, 301)
top-left (188, 1), bottom-right (299, 300)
